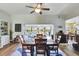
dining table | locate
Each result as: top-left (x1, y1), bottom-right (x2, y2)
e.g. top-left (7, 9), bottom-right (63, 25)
top-left (22, 39), bottom-right (59, 56)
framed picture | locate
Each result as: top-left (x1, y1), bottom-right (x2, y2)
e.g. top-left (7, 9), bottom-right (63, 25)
top-left (58, 26), bottom-right (62, 28)
top-left (15, 24), bottom-right (21, 32)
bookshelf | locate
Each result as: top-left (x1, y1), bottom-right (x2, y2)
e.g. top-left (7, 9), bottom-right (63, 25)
top-left (0, 21), bottom-right (9, 48)
top-left (0, 21), bottom-right (8, 35)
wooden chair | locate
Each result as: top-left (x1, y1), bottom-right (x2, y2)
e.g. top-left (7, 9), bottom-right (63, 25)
top-left (22, 44), bottom-right (34, 56)
top-left (18, 35), bottom-right (31, 56)
top-left (46, 43), bottom-right (59, 56)
top-left (21, 35), bottom-right (35, 56)
top-left (14, 35), bottom-right (20, 43)
top-left (37, 34), bottom-right (43, 39)
top-left (51, 35), bottom-right (53, 39)
top-left (35, 39), bottom-right (47, 56)
top-left (59, 34), bottom-right (67, 43)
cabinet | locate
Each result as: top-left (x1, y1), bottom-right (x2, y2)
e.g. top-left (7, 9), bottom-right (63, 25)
top-left (0, 21), bottom-right (9, 48)
top-left (0, 35), bottom-right (9, 48)
top-left (0, 21), bottom-right (8, 35)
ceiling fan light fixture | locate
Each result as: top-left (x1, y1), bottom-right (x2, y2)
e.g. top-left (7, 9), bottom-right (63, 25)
top-left (26, 3), bottom-right (50, 14)
top-left (35, 8), bottom-right (41, 13)
top-left (37, 4), bottom-right (41, 8)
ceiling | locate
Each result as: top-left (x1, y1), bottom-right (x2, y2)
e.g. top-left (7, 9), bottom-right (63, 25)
top-left (0, 3), bottom-right (79, 19)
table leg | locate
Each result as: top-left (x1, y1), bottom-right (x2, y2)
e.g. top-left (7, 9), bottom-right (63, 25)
top-left (47, 50), bottom-right (50, 56)
top-left (31, 46), bottom-right (34, 56)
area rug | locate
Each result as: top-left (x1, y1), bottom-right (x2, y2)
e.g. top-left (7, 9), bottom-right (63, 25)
top-left (11, 47), bottom-right (66, 56)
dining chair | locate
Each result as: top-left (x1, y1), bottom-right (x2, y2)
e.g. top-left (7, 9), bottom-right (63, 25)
top-left (20, 35), bottom-right (34, 56)
top-left (51, 35), bottom-right (53, 39)
top-left (35, 39), bottom-right (47, 56)
top-left (22, 43), bottom-right (35, 56)
top-left (46, 43), bottom-right (59, 56)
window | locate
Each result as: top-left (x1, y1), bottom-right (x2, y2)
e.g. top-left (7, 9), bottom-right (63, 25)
top-left (15, 24), bottom-right (21, 32)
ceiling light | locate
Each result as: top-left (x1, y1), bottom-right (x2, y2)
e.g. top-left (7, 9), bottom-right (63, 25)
top-left (35, 8), bottom-right (41, 13)
top-left (26, 3), bottom-right (50, 14)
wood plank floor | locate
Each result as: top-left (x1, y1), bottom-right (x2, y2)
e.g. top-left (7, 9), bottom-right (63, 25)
top-left (0, 43), bottom-right (79, 56)
top-left (59, 44), bottom-right (79, 56)
top-left (0, 43), bottom-right (17, 56)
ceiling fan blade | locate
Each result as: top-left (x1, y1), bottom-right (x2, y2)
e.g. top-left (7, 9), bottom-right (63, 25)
top-left (42, 8), bottom-right (50, 10)
top-left (30, 10), bottom-right (35, 14)
top-left (39, 3), bottom-right (42, 6)
top-left (26, 6), bottom-right (34, 8)
top-left (37, 3), bottom-right (42, 6)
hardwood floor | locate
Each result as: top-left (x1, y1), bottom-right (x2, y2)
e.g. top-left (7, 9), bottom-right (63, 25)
top-left (0, 43), bottom-right (79, 56)
top-left (0, 43), bottom-right (17, 56)
top-left (59, 44), bottom-right (79, 56)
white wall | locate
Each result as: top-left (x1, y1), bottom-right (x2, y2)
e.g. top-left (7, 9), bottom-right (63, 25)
top-left (0, 10), bottom-right (11, 21)
top-left (36, 15), bottom-right (65, 33)
top-left (11, 14), bottom-right (65, 39)
top-left (11, 15), bottom-right (38, 38)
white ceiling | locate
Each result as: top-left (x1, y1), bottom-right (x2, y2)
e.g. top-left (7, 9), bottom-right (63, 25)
top-left (0, 3), bottom-right (79, 19)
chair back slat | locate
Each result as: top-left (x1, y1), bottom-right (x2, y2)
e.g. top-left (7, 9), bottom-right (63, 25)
top-left (35, 38), bottom-right (47, 55)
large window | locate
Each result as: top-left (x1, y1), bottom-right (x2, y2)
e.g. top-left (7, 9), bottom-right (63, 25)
top-left (23, 24), bottom-right (54, 37)
top-left (65, 16), bottom-right (79, 35)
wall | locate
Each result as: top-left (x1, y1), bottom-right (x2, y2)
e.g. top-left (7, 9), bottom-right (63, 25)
top-left (0, 10), bottom-right (10, 20)
top-left (11, 14), bottom-right (65, 39)
top-left (36, 15), bottom-right (65, 32)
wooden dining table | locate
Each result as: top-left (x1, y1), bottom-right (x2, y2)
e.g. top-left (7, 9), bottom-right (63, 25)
top-left (22, 40), bottom-right (59, 56)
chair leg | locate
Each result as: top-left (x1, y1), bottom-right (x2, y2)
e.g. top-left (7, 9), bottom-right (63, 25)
top-left (44, 52), bottom-right (45, 56)
top-left (47, 50), bottom-right (50, 56)
top-left (36, 52), bottom-right (37, 56)
top-left (56, 49), bottom-right (58, 54)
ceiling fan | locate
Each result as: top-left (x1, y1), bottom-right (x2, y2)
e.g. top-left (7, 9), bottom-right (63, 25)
top-left (26, 3), bottom-right (50, 14)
